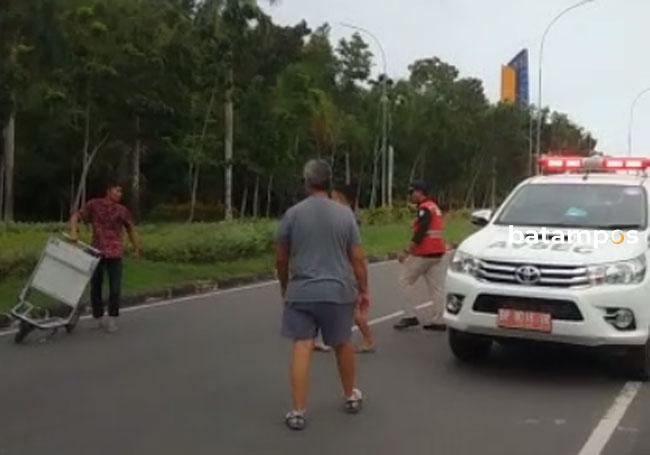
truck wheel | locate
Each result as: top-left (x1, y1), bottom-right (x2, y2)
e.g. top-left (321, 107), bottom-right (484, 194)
top-left (14, 322), bottom-right (34, 344)
top-left (625, 339), bottom-right (650, 381)
top-left (449, 328), bottom-right (492, 362)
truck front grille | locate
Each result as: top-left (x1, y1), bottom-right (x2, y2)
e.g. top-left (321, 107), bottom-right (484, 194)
top-left (477, 259), bottom-right (589, 288)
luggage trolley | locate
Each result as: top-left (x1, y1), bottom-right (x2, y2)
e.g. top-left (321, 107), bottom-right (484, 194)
top-left (10, 236), bottom-right (101, 344)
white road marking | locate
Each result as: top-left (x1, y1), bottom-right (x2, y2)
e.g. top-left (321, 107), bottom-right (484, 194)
top-left (0, 260), bottom-right (399, 337)
top-left (577, 381), bottom-right (642, 455)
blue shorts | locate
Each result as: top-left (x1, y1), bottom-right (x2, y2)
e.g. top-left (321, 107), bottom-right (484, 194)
top-left (281, 302), bottom-right (355, 347)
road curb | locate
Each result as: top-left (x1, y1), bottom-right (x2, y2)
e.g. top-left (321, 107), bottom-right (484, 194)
top-left (0, 254), bottom-right (399, 329)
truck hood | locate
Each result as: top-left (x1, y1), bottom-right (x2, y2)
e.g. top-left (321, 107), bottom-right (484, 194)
top-left (460, 225), bottom-right (647, 265)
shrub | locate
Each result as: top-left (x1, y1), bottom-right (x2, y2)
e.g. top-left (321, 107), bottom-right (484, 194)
top-left (148, 203), bottom-right (226, 222)
top-left (359, 206), bottom-right (413, 226)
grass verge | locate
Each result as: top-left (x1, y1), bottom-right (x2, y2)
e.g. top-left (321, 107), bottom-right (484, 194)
top-left (0, 215), bottom-right (475, 315)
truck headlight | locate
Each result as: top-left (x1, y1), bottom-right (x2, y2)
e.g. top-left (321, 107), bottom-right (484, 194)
top-left (587, 255), bottom-right (646, 286)
top-left (450, 251), bottom-right (480, 276)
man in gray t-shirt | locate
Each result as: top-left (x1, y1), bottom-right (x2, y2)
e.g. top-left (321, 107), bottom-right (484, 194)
top-left (276, 159), bottom-right (369, 431)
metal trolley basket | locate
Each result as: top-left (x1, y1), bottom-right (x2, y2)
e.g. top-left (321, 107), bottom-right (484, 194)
top-left (9, 236), bottom-right (101, 344)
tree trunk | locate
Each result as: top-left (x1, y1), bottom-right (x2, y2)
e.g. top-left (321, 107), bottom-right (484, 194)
top-left (252, 174), bottom-right (260, 218)
top-left (420, 152), bottom-right (426, 180)
top-left (265, 174), bottom-right (273, 218)
top-left (188, 165), bottom-right (200, 223)
top-left (381, 142), bottom-right (386, 207)
top-left (0, 153), bottom-right (4, 219)
top-left (463, 157), bottom-right (483, 209)
top-left (2, 108), bottom-right (15, 222)
top-left (131, 116), bottom-right (141, 219)
top-left (224, 66), bottom-right (234, 220)
top-left (72, 134), bottom-right (109, 215)
top-left (80, 96), bottom-right (90, 207)
top-left (345, 152), bottom-right (351, 185)
top-left (408, 153), bottom-right (421, 185)
top-left (240, 178), bottom-right (248, 218)
top-left (369, 138), bottom-right (379, 209)
top-left (69, 164), bottom-right (75, 215)
top-left (388, 145), bottom-right (394, 207)
top-left (355, 165), bottom-right (364, 209)
top-left (189, 80), bottom-right (219, 223)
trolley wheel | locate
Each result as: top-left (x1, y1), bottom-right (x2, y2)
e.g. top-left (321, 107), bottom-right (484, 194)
top-left (65, 312), bottom-right (81, 334)
top-left (14, 322), bottom-right (34, 344)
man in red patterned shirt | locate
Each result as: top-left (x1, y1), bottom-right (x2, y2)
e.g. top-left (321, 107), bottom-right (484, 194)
top-left (69, 183), bottom-right (140, 333)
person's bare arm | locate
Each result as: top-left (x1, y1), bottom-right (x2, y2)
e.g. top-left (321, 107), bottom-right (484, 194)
top-left (69, 211), bottom-right (81, 242)
top-left (350, 245), bottom-right (369, 306)
top-left (126, 223), bottom-right (141, 258)
top-left (276, 243), bottom-right (290, 298)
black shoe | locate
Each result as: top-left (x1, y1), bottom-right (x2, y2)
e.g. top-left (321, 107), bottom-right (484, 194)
top-left (423, 322), bottom-right (447, 332)
top-left (393, 317), bottom-right (420, 330)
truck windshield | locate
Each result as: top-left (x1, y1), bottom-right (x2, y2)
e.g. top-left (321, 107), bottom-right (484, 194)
top-left (495, 184), bottom-right (647, 229)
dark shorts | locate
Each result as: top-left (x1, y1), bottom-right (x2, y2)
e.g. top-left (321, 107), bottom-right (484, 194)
top-left (281, 302), bottom-right (355, 347)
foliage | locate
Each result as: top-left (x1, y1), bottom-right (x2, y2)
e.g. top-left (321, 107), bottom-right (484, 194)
top-left (0, 0), bottom-right (596, 221)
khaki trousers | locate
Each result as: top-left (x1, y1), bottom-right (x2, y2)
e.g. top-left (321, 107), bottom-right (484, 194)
top-left (399, 254), bottom-right (448, 322)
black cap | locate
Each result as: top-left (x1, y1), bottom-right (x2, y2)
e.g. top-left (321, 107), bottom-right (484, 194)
top-left (409, 180), bottom-right (428, 195)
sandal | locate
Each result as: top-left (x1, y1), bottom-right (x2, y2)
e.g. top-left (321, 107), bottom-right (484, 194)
top-left (345, 388), bottom-right (363, 414)
top-left (355, 345), bottom-right (376, 354)
top-left (314, 342), bottom-right (332, 353)
top-left (285, 411), bottom-right (306, 431)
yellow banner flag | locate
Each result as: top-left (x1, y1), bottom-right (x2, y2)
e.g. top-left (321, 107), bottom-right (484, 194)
top-left (501, 65), bottom-right (517, 104)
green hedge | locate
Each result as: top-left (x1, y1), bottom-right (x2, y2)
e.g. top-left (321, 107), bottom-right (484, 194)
top-left (0, 221), bottom-right (279, 280)
top-left (0, 210), bottom-right (473, 282)
top-left (139, 222), bottom-right (277, 263)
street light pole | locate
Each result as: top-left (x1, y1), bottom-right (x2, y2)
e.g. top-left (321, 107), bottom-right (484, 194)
top-left (628, 87), bottom-right (650, 156)
top-left (535, 0), bottom-right (595, 172)
top-left (340, 22), bottom-right (390, 206)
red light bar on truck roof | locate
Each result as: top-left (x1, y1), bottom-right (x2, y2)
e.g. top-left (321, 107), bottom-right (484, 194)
top-left (539, 155), bottom-right (650, 175)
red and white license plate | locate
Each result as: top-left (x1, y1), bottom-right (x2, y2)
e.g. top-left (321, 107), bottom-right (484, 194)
top-left (497, 309), bottom-right (552, 333)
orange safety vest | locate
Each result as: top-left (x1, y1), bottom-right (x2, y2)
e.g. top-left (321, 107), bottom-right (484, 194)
top-left (412, 199), bottom-right (446, 256)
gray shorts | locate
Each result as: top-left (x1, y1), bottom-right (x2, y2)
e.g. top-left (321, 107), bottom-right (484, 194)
top-left (281, 302), bottom-right (355, 347)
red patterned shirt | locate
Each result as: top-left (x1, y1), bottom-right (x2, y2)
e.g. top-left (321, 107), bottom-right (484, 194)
top-left (80, 198), bottom-right (134, 258)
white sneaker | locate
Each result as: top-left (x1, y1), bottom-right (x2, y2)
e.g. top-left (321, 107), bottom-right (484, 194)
top-left (314, 341), bottom-right (332, 352)
top-left (345, 388), bottom-right (363, 414)
top-left (106, 317), bottom-right (119, 333)
top-left (95, 316), bottom-right (107, 330)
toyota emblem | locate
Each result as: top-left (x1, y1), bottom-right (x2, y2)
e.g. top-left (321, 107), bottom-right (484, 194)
top-left (515, 265), bottom-right (541, 285)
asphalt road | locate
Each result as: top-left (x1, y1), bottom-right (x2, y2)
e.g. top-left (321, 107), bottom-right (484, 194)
top-left (0, 261), bottom-right (647, 455)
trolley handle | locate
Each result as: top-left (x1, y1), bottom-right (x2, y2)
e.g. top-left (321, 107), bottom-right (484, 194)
top-left (61, 233), bottom-right (102, 257)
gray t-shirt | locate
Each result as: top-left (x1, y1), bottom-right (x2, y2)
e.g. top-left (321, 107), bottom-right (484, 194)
top-left (277, 196), bottom-right (361, 304)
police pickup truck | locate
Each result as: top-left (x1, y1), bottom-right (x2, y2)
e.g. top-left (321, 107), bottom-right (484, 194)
top-left (444, 155), bottom-right (650, 379)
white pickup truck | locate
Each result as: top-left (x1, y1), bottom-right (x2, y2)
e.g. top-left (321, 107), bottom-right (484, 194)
top-left (444, 156), bottom-right (650, 379)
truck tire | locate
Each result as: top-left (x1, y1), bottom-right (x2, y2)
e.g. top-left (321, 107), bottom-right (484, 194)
top-left (625, 339), bottom-right (650, 381)
top-left (449, 328), bottom-right (493, 362)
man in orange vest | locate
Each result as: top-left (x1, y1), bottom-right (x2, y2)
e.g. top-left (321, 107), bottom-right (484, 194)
top-left (394, 180), bottom-right (448, 331)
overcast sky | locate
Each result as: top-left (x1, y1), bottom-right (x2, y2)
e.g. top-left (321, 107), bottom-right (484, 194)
top-left (264, 0), bottom-right (650, 157)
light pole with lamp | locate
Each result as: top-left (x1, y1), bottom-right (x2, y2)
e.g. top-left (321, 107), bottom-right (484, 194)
top-left (535, 0), bottom-right (595, 171)
top-left (628, 87), bottom-right (650, 156)
top-left (339, 22), bottom-right (391, 206)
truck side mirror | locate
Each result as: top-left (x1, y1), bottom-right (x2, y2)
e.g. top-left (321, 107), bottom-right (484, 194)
top-left (471, 209), bottom-right (493, 227)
